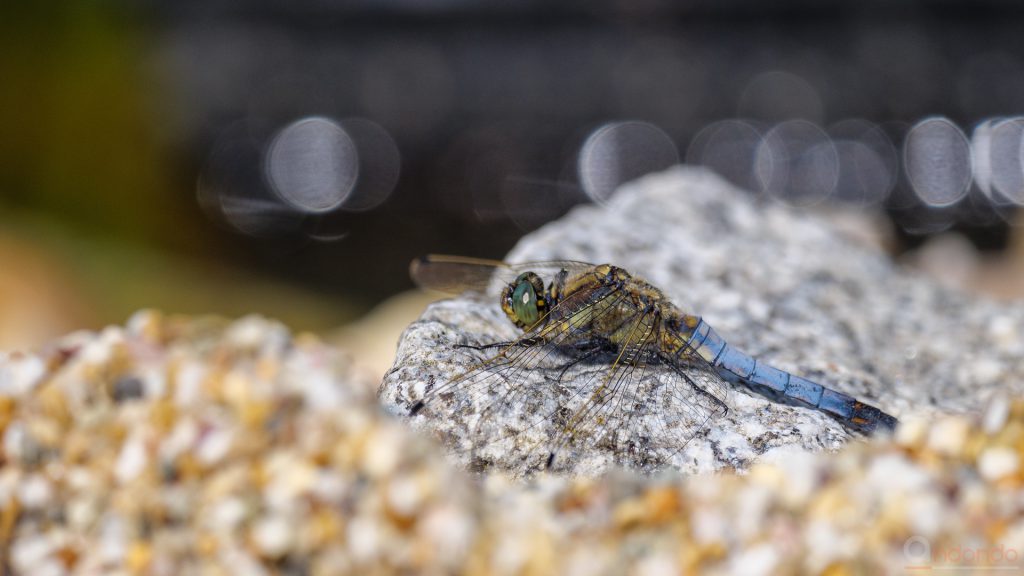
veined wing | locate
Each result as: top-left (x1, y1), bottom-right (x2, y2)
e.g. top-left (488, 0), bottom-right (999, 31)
top-left (546, 303), bottom-right (662, 467)
top-left (410, 277), bottom-right (633, 470)
top-left (410, 254), bottom-right (595, 296)
top-left (546, 308), bottom-right (730, 471)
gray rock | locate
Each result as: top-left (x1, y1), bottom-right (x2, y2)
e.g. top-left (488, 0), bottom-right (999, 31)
top-left (380, 166), bottom-right (1024, 478)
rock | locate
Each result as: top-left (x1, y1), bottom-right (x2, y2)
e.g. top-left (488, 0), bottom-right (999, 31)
top-left (380, 166), bottom-right (1024, 477)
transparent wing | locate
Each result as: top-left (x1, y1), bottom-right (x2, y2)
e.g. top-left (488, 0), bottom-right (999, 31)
top-left (546, 309), bottom-right (730, 472)
top-left (546, 304), bottom-right (662, 467)
top-left (411, 281), bottom-right (630, 471)
top-left (410, 254), bottom-right (595, 295)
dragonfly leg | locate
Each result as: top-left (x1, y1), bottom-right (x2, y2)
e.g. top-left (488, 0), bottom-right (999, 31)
top-left (455, 341), bottom-right (514, 352)
top-left (456, 336), bottom-right (543, 352)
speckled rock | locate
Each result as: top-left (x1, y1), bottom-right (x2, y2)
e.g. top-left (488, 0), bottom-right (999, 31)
top-left (381, 166), bottom-right (1024, 477)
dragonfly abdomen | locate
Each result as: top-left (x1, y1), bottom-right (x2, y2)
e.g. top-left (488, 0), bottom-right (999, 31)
top-left (679, 318), bottom-right (897, 435)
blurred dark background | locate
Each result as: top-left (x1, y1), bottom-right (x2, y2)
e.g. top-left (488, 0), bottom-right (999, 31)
top-left (3, 2), bottom-right (1024, 357)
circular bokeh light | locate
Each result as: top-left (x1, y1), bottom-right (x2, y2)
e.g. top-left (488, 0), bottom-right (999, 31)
top-left (903, 117), bottom-right (972, 207)
top-left (578, 121), bottom-right (679, 204)
top-left (265, 116), bottom-right (359, 213)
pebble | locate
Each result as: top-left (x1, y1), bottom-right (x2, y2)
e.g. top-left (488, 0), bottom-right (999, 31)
top-left (988, 315), bottom-right (1019, 351)
top-left (196, 427), bottom-right (233, 466)
top-left (115, 432), bottom-right (148, 483)
top-left (10, 532), bottom-right (55, 571)
top-left (894, 416), bottom-right (929, 448)
top-left (251, 514), bottom-right (293, 558)
top-left (387, 473), bottom-right (426, 517)
top-left (17, 473), bottom-right (53, 510)
top-left (979, 446), bottom-right (1020, 481)
top-left (635, 552), bottom-right (678, 576)
top-left (112, 375), bottom-right (145, 402)
top-left (729, 544), bottom-right (778, 576)
top-left (209, 497), bottom-right (248, 533)
top-left (347, 516), bottom-right (383, 563)
top-left (0, 352), bottom-right (45, 395)
top-left (926, 416), bottom-right (971, 456)
top-left (983, 394), bottom-right (1011, 434)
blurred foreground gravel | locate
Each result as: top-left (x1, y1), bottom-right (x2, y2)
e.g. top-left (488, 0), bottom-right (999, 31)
top-left (0, 310), bottom-right (1022, 573)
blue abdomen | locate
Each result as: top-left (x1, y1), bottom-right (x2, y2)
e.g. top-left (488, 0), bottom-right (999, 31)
top-left (679, 318), bottom-right (897, 434)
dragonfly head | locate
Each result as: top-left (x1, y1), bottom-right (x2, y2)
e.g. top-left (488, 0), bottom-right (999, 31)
top-left (501, 271), bottom-right (548, 330)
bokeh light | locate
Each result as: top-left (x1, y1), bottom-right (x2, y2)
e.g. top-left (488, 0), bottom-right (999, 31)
top-left (987, 117), bottom-right (1024, 206)
top-left (827, 119), bottom-right (898, 207)
top-left (199, 121), bottom-right (304, 237)
top-left (578, 121), bottom-right (679, 204)
top-left (686, 120), bottom-right (764, 193)
top-left (972, 119), bottom-right (995, 200)
top-left (755, 120), bottom-right (838, 207)
top-left (336, 118), bottom-right (401, 212)
top-left (904, 117), bottom-right (973, 207)
top-left (265, 116), bottom-right (359, 214)
top-left (165, 15), bottom-right (1024, 285)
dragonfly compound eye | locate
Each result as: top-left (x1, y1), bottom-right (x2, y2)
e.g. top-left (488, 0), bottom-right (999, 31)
top-left (502, 272), bottom-right (546, 329)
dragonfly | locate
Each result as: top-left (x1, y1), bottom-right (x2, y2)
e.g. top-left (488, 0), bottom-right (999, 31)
top-left (407, 254), bottom-right (899, 472)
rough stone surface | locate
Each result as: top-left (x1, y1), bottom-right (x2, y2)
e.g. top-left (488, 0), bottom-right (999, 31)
top-left (381, 166), bottom-right (1024, 478)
